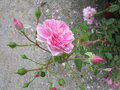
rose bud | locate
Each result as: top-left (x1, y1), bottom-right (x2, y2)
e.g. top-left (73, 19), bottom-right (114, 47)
top-left (52, 87), bottom-right (58, 90)
top-left (13, 18), bottom-right (23, 30)
top-left (35, 8), bottom-right (41, 20)
top-left (16, 68), bottom-right (28, 75)
top-left (91, 55), bottom-right (104, 64)
top-left (58, 78), bottom-right (65, 86)
top-left (34, 74), bottom-right (39, 77)
top-left (104, 68), bottom-right (112, 72)
top-left (7, 42), bottom-right (17, 48)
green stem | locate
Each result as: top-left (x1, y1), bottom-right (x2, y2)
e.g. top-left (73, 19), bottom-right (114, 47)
top-left (66, 62), bottom-right (75, 74)
top-left (46, 71), bottom-right (52, 84)
top-left (47, 68), bottom-right (59, 79)
top-left (17, 44), bottom-right (34, 47)
top-left (35, 19), bottom-right (39, 45)
top-left (29, 77), bottom-right (36, 83)
top-left (28, 68), bottom-right (44, 71)
top-left (22, 31), bottom-right (50, 53)
top-left (27, 58), bottom-right (44, 65)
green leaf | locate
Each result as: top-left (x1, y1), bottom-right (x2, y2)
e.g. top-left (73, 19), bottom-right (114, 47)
top-left (74, 57), bottom-right (82, 72)
top-left (16, 68), bottom-right (28, 75)
top-left (78, 21), bottom-right (90, 31)
top-left (24, 25), bottom-right (31, 29)
top-left (115, 35), bottom-right (120, 45)
top-left (22, 82), bottom-right (30, 88)
top-left (85, 52), bottom-right (93, 57)
top-left (79, 47), bottom-right (85, 55)
top-left (106, 18), bottom-right (115, 25)
top-left (94, 68), bottom-right (99, 76)
top-left (71, 28), bottom-right (80, 33)
top-left (80, 32), bottom-right (89, 42)
top-left (114, 55), bottom-right (119, 60)
top-left (54, 56), bottom-right (64, 64)
top-left (58, 78), bottom-right (65, 86)
top-left (109, 4), bottom-right (119, 12)
top-left (105, 53), bottom-right (112, 60)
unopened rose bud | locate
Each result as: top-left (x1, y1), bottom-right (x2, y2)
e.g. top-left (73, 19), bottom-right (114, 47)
top-left (34, 74), bottom-right (39, 77)
top-left (35, 8), bottom-right (41, 20)
top-left (13, 18), bottom-right (23, 30)
top-left (16, 68), bottom-right (28, 75)
top-left (104, 68), bottom-right (112, 72)
top-left (21, 54), bottom-right (28, 59)
top-left (58, 78), bottom-right (65, 86)
top-left (7, 42), bottom-right (17, 48)
top-left (40, 71), bottom-right (45, 77)
top-left (91, 55), bottom-right (104, 64)
top-left (52, 87), bottom-right (58, 90)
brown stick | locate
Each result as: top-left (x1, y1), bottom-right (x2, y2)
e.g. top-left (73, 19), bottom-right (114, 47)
top-left (81, 39), bottom-right (107, 46)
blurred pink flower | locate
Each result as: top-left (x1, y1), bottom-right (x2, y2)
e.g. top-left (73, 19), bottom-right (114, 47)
top-left (104, 68), bottom-right (112, 72)
top-left (112, 82), bottom-right (120, 88)
top-left (91, 55), bottom-right (104, 64)
top-left (83, 6), bottom-right (96, 25)
top-left (13, 18), bottom-right (23, 30)
top-left (37, 19), bottom-right (74, 56)
top-left (104, 77), bottom-right (120, 88)
top-left (104, 77), bottom-right (112, 85)
top-left (52, 87), bottom-right (58, 90)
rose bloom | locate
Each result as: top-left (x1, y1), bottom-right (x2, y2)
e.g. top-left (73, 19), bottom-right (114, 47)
top-left (83, 6), bottom-right (96, 25)
top-left (91, 55), bottom-right (104, 64)
top-left (13, 18), bottom-right (23, 30)
top-left (37, 19), bottom-right (74, 56)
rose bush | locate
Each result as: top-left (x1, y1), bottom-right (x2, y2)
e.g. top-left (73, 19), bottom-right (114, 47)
top-left (8, 0), bottom-right (120, 89)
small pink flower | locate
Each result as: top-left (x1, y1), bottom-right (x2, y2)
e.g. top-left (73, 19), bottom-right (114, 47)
top-left (13, 18), bottom-right (23, 30)
top-left (52, 87), bottom-right (58, 90)
top-left (104, 68), bottom-right (112, 72)
top-left (83, 6), bottom-right (96, 25)
top-left (37, 19), bottom-right (74, 56)
top-left (91, 55), bottom-right (104, 64)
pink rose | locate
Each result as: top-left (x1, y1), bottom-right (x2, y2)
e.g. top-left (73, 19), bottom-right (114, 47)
top-left (83, 6), bottom-right (96, 25)
top-left (36, 19), bottom-right (74, 56)
top-left (13, 18), bottom-right (23, 30)
top-left (91, 55), bottom-right (104, 64)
